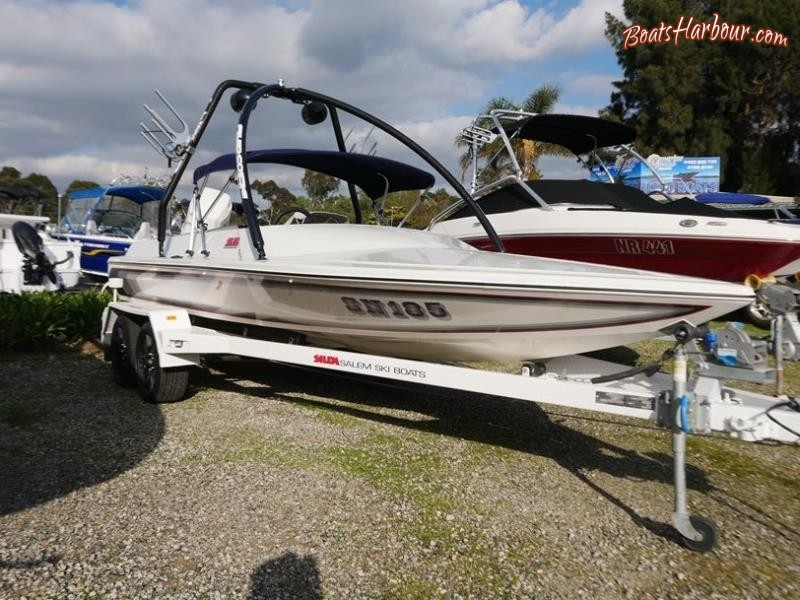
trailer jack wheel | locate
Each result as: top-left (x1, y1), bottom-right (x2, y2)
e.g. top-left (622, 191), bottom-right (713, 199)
top-left (678, 515), bottom-right (717, 553)
top-left (521, 362), bottom-right (546, 377)
top-left (135, 323), bottom-right (189, 404)
top-left (110, 315), bottom-right (136, 388)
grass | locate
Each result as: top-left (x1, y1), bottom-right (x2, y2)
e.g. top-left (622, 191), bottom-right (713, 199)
top-left (2, 316), bottom-right (799, 598)
top-left (216, 429), bottom-right (316, 467)
top-left (689, 436), bottom-right (800, 492)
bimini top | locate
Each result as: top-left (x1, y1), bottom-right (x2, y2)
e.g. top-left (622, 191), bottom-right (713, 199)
top-left (69, 185), bottom-right (166, 204)
top-left (193, 149), bottom-right (436, 200)
top-left (501, 114), bottom-right (637, 155)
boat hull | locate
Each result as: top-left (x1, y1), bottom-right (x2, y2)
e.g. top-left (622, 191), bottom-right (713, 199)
top-left (52, 232), bottom-right (132, 278)
top-left (432, 208), bottom-right (800, 282)
top-left (109, 225), bottom-right (754, 362)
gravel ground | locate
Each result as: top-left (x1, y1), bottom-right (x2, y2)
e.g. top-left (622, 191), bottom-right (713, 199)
top-left (1, 346), bottom-right (799, 599)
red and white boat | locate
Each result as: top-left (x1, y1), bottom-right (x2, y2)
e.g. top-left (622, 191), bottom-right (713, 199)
top-left (429, 112), bottom-right (800, 284)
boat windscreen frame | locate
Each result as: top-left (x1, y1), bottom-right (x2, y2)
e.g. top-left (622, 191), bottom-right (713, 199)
top-left (459, 109), bottom-right (672, 205)
top-left (153, 79), bottom-right (505, 258)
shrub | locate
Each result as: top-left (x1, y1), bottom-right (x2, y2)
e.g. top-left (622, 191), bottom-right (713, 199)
top-left (0, 288), bottom-right (111, 351)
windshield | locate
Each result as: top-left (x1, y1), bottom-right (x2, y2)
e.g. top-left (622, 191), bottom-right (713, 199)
top-left (63, 192), bottom-right (161, 237)
top-left (62, 197), bottom-right (97, 233)
top-left (90, 194), bottom-right (158, 237)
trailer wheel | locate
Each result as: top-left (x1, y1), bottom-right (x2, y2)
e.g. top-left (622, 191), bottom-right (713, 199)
top-left (743, 299), bottom-right (774, 330)
top-left (135, 322), bottom-right (189, 404)
top-left (521, 362), bottom-right (546, 377)
top-left (109, 315), bottom-right (136, 388)
top-left (679, 515), bottom-right (717, 553)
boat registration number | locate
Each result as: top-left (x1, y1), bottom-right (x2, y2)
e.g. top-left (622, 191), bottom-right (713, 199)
top-left (614, 238), bottom-right (675, 255)
top-left (341, 296), bottom-right (451, 319)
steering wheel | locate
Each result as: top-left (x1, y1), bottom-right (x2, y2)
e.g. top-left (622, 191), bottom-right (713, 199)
top-left (272, 207), bottom-right (310, 225)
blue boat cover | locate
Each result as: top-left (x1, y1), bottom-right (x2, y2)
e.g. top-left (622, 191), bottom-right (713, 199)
top-left (695, 191), bottom-right (770, 205)
top-left (68, 187), bottom-right (105, 200)
top-left (68, 185), bottom-right (164, 204)
top-left (105, 185), bottom-right (165, 204)
top-left (192, 149), bottom-right (436, 199)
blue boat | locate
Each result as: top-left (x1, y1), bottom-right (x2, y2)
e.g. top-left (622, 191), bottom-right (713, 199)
top-left (55, 185), bottom-right (165, 277)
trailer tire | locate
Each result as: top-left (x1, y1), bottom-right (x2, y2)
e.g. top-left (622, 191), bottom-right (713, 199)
top-left (135, 322), bottom-right (189, 404)
top-left (110, 315), bottom-right (136, 388)
top-left (743, 299), bottom-right (774, 330)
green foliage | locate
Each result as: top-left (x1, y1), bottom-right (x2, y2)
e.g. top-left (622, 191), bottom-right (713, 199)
top-left (292, 186), bottom-right (457, 229)
top-left (0, 289), bottom-right (111, 351)
top-left (455, 83), bottom-right (567, 186)
top-left (64, 180), bottom-right (101, 196)
top-left (0, 166), bottom-right (21, 179)
top-left (604, 0), bottom-right (800, 193)
top-left (0, 167), bottom-right (60, 219)
top-left (301, 169), bottom-right (340, 206)
top-left (376, 188), bottom-right (458, 228)
top-left (251, 178), bottom-right (297, 221)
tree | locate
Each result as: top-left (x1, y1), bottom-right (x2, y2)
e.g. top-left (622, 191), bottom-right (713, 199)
top-left (376, 188), bottom-right (459, 229)
top-left (0, 183), bottom-right (40, 214)
top-left (301, 170), bottom-right (340, 206)
top-left (0, 166), bottom-right (21, 181)
top-left (0, 166), bottom-right (59, 218)
top-left (456, 84), bottom-right (566, 188)
top-left (604, 0), bottom-right (800, 193)
top-left (251, 179), bottom-right (297, 221)
top-left (64, 180), bottom-right (101, 196)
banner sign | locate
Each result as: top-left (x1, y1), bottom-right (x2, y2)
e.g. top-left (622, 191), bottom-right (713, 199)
top-left (591, 155), bottom-right (720, 195)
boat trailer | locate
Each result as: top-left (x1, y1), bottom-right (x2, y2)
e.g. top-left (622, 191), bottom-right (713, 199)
top-left (100, 288), bottom-right (800, 554)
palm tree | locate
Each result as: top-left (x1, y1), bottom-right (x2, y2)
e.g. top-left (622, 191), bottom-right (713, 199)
top-left (456, 84), bottom-right (566, 187)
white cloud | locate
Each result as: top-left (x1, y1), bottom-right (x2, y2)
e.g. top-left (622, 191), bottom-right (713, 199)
top-left (12, 152), bottom-right (170, 187)
top-left (0, 0), bottom-right (622, 191)
top-left (533, 0), bottom-right (622, 56)
top-left (298, 0), bottom-right (620, 69)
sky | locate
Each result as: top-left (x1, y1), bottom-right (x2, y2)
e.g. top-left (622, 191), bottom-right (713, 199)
top-left (0, 0), bottom-right (625, 194)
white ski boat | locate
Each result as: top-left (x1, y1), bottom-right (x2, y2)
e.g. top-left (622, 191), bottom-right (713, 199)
top-left (108, 80), bottom-right (755, 362)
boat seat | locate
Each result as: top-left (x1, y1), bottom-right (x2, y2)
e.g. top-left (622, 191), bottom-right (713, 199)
top-left (85, 219), bottom-right (98, 234)
top-left (181, 188), bottom-right (232, 234)
top-left (134, 221), bottom-right (152, 239)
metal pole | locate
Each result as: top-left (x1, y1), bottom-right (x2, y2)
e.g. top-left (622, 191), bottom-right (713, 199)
top-left (773, 314), bottom-right (785, 396)
top-left (672, 345), bottom-right (689, 521)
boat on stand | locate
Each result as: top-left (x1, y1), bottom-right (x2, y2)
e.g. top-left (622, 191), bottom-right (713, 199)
top-left (100, 80), bottom-right (799, 553)
top-left (105, 80), bottom-right (755, 363)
